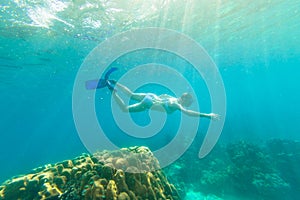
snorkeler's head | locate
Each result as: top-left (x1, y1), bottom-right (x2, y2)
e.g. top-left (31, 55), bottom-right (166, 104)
top-left (179, 93), bottom-right (193, 107)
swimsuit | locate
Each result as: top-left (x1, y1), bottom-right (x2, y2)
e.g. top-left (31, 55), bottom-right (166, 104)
top-left (141, 93), bottom-right (155, 108)
top-left (162, 99), bottom-right (173, 113)
top-left (141, 93), bottom-right (174, 113)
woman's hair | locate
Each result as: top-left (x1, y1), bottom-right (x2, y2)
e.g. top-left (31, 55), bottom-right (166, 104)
top-left (179, 93), bottom-right (193, 107)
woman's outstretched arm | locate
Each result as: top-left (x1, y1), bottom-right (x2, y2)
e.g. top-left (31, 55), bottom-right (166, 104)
top-left (178, 104), bottom-right (220, 120)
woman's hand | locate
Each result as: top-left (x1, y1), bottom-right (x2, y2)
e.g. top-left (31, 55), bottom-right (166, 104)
top-left (208, 113), bottom-right (221, 121)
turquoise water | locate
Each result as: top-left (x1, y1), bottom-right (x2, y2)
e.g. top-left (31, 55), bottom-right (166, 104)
top-left (1, 0), bottom-right (300, 199)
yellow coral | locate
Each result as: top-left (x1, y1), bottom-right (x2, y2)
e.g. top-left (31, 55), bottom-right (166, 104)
top-left (106, 180), bottom-right (118, 200)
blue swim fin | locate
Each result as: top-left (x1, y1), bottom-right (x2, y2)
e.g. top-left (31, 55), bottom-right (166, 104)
top-left (105, 67), bottom-right (118, 80)
top-left (85, 79), bottom-right (107, 90)
top-left (85, 68), bottom-right (118, 90)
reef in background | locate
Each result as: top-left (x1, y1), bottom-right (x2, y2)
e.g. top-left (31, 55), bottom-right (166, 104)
top-left (0, 146), bottom-right (180, 200)
top-left (165, 139), bottom-right (300, 200)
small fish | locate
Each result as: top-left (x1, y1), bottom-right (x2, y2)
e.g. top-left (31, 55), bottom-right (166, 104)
top-left (22, 63), bottom-right (45, 66)
top-left (38, 57), bottom-right (52, 62)
top-left (0, 64), bottom-right (22, 69)
top-left (0, 56), bottom-right (15, 61)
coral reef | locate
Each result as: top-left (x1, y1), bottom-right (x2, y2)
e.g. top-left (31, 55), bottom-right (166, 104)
top-left (165, 139), bottom-right (300, 200)
top-left (252, 172), bottom-right (290, 196)
top-left (0, 146), bottom-right (180, 200)
top-left (226, 141), bottom-right (290, 198)
top-left (266, 139), bottom-right (300, 196)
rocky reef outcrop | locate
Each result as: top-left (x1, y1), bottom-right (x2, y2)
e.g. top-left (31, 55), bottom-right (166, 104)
top-left (0, 146), bottom-right (180, 200)
top-left (165, 139), bottom-right (299, 200)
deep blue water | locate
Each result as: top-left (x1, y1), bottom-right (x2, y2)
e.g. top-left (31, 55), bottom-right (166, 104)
top-left (0, 1), bottom-right (300, 199)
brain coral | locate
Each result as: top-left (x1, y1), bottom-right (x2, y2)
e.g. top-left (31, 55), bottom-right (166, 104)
top-left (0, 146), bottom-right (180, 200)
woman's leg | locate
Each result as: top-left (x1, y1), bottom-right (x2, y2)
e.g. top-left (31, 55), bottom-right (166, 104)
top-left (116, 83), bottom-right (146, 101)
top-left (113, 91), bottom-right (147, 112)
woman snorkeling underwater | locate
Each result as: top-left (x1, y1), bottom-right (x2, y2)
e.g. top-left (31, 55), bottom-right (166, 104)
top-left (112, 82), bottom-right (220, 120)
top-left (86, 68), bottom-right (220, 120)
